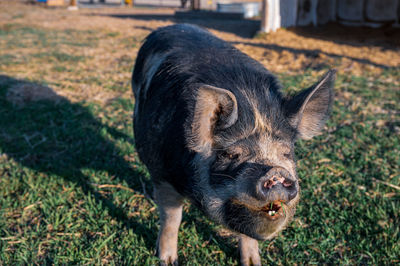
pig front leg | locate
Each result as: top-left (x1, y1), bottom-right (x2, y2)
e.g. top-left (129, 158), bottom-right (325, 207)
top-left (238, 234), bottom-right (261, 266)
top-left (154, 182), bottom-right (183, 265)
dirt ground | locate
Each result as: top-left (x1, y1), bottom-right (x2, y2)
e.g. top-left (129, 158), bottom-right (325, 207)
top-left (0, 1), bottom-right (399, 102)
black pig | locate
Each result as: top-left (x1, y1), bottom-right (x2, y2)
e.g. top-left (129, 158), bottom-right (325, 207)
top-left (132, 24), bottom-right (335, 265)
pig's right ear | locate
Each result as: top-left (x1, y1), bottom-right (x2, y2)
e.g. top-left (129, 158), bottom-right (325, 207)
top-left (284, 70), bottom-right (336, 140)
top-left (188, 85), bottom-right (238, 153)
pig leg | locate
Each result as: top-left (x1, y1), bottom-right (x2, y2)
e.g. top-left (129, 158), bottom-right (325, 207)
top-left (154, 181), bottom-right (183, 265)
top-left (238, 234), bottom-right (261, 266)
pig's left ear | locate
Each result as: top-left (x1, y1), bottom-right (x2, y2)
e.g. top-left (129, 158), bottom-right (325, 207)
top-left (188, 85), bottom-right (238, 153)
top-left (284, 70), bottom-right (336, 140)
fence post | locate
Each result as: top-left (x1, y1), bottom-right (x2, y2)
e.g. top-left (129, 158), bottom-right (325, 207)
top-left (191, 0), bottom-right (200, 10)
top-left (260, 0), bottom-right (281, 33)
top-left (260, 0), bottom-right (268, 32)
top-left (68, 0), bottom-right (78, 10)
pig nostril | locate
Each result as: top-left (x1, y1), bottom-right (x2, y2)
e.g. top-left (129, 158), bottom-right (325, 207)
top-left (282, 179), bottom-right (293, 187)
top-left (264, 180), bottom-right (274, 189)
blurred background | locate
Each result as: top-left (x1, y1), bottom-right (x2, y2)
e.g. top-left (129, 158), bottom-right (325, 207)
top-left (31, 0), bottom-right (400, 31)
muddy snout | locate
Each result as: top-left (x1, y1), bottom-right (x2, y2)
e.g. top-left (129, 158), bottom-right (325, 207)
top-left (256, 167), bottom-right (298, 203)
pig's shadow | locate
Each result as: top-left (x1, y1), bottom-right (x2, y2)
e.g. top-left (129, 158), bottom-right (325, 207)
top-left (183, 205), bottom-right (239, 263)
top-left (0, 75), bottom-right (238, 261)
top-left (0, 75), bottom-right (156, 249)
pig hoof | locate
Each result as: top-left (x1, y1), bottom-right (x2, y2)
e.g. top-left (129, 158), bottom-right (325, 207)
top-left (159, 254), bottom-right (178, 266)
top-left (240, 256), bottom-right (261, 266)
top-left (160, 259), bottom-right (178, 266)
top-left (239, 234), bottom-right (261, 266)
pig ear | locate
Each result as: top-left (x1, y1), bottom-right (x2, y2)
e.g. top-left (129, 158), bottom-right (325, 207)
top-left (188, 85), bottom-right (238, 153)
top-left (285, 70), bottom-right (336, 140)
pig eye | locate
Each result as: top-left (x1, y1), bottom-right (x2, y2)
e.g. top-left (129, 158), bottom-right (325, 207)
top-left (283, 153), bottom-right (292, 159)
top-left (219, 151), bottom-right (239, 160)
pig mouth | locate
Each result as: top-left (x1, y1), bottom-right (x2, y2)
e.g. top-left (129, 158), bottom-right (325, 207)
top-left (231, 199), bottom-right (287, 221)
top-left (259, 200), bottom-right (286, 220)
top-left (223, 198), bottom-right (294, 240)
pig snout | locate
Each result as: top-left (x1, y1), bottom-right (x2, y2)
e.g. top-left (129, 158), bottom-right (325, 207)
top-left (256, 167), bottom-right (298, 203)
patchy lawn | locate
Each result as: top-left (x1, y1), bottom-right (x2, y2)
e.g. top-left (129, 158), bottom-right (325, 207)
top-left (0, 2), bottom-right (399, 265)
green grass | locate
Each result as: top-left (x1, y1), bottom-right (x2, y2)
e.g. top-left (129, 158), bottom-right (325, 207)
top-left (0, 21), bottom-right (399, 265)
top-left (33, 51), bottom-right (87, 63)
top-left (0, 24), bottom-right (98, 49)
top-left (0, 54), bottom-right (24, 66)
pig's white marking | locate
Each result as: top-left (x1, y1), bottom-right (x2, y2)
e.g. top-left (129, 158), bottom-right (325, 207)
top-left (142, 52), bottom-right (167, 100)
top-left (154, 181), bottom-right (183, 265)
top-left (238, 234), bottom-right (261, 266)
top-left (133, 53), bottom-right (167, 118)
top-left (252, 106), bottom-right (272, 134)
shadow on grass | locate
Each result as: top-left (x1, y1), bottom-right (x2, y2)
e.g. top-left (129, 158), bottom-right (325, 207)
top-left (0, 75), bottom-right (239, 262)
top-left (0, 75), bottom-right (157, 250)
top-left (183, 205), bottom-right (238, 263)
top-left (230, 41), bottom-right (394, 70)
top-left (288, 23), bottom-right (400, 51)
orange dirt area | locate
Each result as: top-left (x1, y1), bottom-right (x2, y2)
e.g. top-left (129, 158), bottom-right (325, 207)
top-left (0, 1), bottom-right (399, 103)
